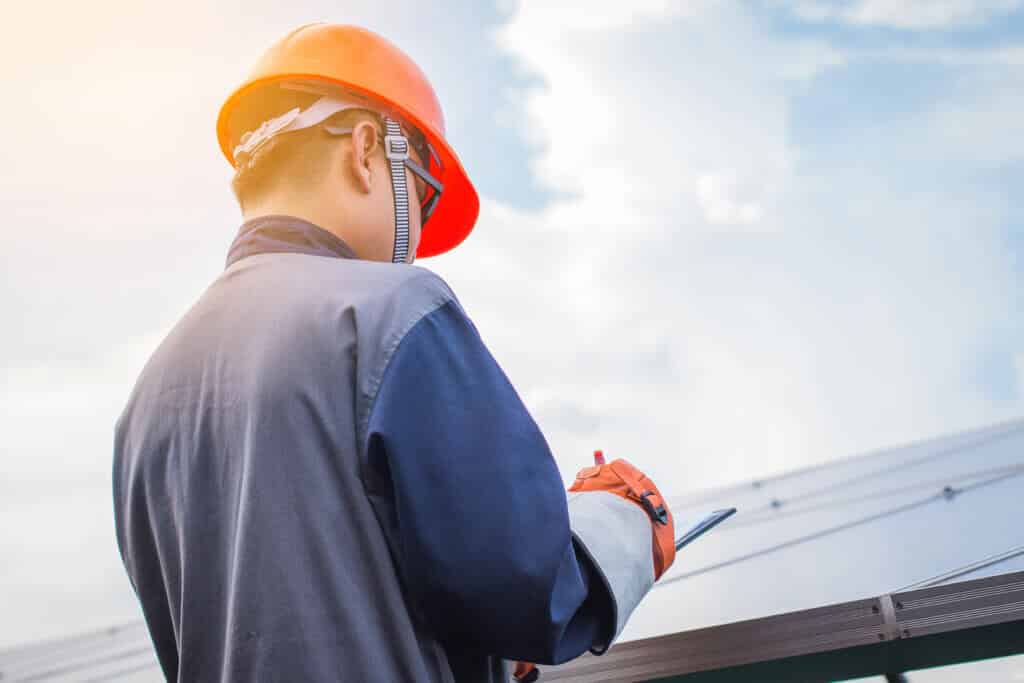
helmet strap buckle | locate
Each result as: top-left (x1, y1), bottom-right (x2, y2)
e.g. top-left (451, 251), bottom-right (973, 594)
top-left (383, 134), bottom-right (410, 161)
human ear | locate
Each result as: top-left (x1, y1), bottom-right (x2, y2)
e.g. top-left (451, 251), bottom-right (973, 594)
top-left (348, 120), bottom-right (380, 194)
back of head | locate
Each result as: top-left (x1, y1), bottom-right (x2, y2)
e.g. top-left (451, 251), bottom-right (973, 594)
top-left (216, 24), bottom-right (481, 260)
top-left (228, 87), bottom-right (374, 213)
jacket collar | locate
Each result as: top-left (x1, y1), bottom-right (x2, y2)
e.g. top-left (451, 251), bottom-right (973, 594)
top-left (226, 215), bottom-right (357, 268)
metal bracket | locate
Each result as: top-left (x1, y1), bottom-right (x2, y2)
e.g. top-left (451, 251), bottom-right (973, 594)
top-left (878, 594), bottom-right (902, 641)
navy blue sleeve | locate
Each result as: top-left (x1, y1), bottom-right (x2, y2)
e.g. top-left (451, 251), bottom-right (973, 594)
top-left (365, 300), bottom-right (613, 664)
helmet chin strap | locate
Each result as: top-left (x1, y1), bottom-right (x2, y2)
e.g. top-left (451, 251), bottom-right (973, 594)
top-left (382, 117), bottom-right (411, 264)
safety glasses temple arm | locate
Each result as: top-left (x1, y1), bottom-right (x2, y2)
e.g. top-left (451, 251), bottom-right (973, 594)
top-left (404, 157), bottom-right (443, 194)
top-left (322, 123), bottom-right (441, 191)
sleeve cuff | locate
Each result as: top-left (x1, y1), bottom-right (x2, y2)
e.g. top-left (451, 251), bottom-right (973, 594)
top-left (567, 490), bottom-right (655, 652)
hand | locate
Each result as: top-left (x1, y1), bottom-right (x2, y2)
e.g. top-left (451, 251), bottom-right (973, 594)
top-left (512, 661), bottom-right (539, 681)
top-left (569, 456), bottom-right (676, 580)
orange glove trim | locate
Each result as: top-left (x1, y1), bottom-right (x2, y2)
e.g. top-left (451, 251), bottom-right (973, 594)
top-left (569, 458), bottom-right (676, 580)
top-left (513, 661), bottom-right (539, 682)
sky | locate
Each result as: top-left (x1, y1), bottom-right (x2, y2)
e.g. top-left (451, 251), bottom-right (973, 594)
top-left (2, 0), bottom-right (1024, 656)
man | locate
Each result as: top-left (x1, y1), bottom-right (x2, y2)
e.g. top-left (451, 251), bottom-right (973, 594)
top-left (113, 23), bottom-right (676, 682)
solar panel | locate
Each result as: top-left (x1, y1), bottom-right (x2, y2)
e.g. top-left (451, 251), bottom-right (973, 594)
top-left (0, 622), bottom-right (158, 682)
top-left (624, 417), bottom-right (1024, 642)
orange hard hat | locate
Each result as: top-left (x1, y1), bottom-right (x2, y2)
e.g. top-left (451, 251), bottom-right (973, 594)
top-left (216, 23), bottom-right (480, 259)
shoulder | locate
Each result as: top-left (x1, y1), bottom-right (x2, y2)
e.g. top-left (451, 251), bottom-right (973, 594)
top-left (352, 262), bottom-right (462, 336)
top-left (251, 255), bottom-right (463, 330)
top-left (350, 264), bottom-right (467, 437)
top-left (374, 264), bottom-right (459, 315)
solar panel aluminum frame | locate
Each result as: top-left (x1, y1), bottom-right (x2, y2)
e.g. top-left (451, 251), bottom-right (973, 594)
top-left (541, 570), bottom-right (1024, 683)
top-left (3, 573), bottom-right (1021, 682)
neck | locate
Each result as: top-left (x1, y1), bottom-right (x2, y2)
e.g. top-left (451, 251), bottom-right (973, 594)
top-left (241, 193), bottom-right (399, 264)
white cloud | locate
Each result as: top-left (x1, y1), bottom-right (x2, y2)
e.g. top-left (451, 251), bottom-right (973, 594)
top-left (787, 0), bottom-right (1024, 29)
top-left (431, 0), bottom-right (1022, 511)
top-left (863, 45), bottom-right (1024, 65)
top-left (695, 173), bottom-right (766, 226)
top-left (1016, 353), bottom-right (1024, 395)
top-left (493, 0), bottom-right (694, 32)
top-left (490, 2), bottom-right (828, 236)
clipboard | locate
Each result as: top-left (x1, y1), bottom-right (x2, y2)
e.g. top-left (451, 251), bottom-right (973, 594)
top-left (674, 508), bottom-right (736, 551)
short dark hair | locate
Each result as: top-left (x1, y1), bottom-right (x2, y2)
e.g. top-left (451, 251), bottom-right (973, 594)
top-left (229, 95), bottom-right (379, 211)
top-left (230, 126), bottom-right (331, 211)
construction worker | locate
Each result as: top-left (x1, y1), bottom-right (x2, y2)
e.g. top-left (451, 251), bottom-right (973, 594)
top-left (112, 24), bottom-right (676, 682)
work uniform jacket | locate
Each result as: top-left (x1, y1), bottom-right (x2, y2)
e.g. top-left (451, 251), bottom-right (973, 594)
top-left (113, 216), bottom-right (656, 682)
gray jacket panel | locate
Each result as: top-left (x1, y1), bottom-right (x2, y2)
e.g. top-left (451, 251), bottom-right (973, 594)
top-left (113, 253), bottom-right (480, 682)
